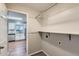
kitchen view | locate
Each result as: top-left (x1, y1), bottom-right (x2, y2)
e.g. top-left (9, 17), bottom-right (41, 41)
top-left (7, 11), bottom-right (27, 56)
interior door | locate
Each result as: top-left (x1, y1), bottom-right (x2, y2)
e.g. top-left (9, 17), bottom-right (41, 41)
top-left (0, 3), bottom-right (7, 56)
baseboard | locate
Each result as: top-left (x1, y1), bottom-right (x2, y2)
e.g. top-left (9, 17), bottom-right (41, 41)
top-left (8, 39), bottom-right (26, 42)
top-left (8, 40), bottom-right (15, 42)
top-left (28, 50), bottom-right (43, 56)
top-left (41, 50), bottom-right (49, 56)
top-left (15, 39), bottom-right (26, 42)
top-left (28, 50), bottom-right (49, 56)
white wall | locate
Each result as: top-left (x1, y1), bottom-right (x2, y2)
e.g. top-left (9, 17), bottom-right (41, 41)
top-left (0, 3), bottom-right (7, 56)
top-left (6, 4), bottom-right (42, 55)
top-left (41, 3), bottom-right (79, 56)
top-left (28, 32), bottom-right (41, 54)
top-left (42, 32), bottom-right (79, 56)
top-left (41, 3), bottom-right (79, 34)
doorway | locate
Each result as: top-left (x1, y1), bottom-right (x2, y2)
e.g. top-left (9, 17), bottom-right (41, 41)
top-left (7, 10), bottom-right (27, 56)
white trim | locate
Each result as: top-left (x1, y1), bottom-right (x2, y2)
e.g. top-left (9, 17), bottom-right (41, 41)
top-left (7, 9), bottom-right (28, 56)
top-left (7, 9), bottom-right (27, 15)
top-left (41, 50), bottom-right (49, 56)
top-left (28, 50), bottom-right (42, 56)
top-left (28, 50), bottom-right (49, 56)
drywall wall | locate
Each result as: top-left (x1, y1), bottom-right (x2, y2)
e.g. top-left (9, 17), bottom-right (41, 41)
top-left (28, 32), bottom-right (41, 54)
top-left (0, 3), bottom-right (7, 56)
top-left (6, 4), bottom-right (42, 55)
top-left (28, 17), bottom-right (41, 33)
top-left (40, 3), bottom-right (79, 56)
top-left (6, 4), bottom-right (41, 33)
top-left (41, 3), bottom-right (79, 34)
top-left (42, 32), bottom-right (79, 56)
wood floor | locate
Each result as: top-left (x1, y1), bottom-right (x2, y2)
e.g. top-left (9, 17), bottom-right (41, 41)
top-left (8, 40), bottom-right (27, 56)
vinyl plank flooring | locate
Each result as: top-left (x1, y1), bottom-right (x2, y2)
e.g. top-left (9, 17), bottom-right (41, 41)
top-left (8, 40), bottom-right (27, 56)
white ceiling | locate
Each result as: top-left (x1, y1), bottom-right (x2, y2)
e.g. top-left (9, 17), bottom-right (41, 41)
top-left (6, 3), bottom-right (56, 12)
top-left (20, 3), bottom-right (56, 12)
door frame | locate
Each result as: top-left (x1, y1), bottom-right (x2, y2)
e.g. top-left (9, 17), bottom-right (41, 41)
top-left (7, 9), bottom-right (28, 56)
